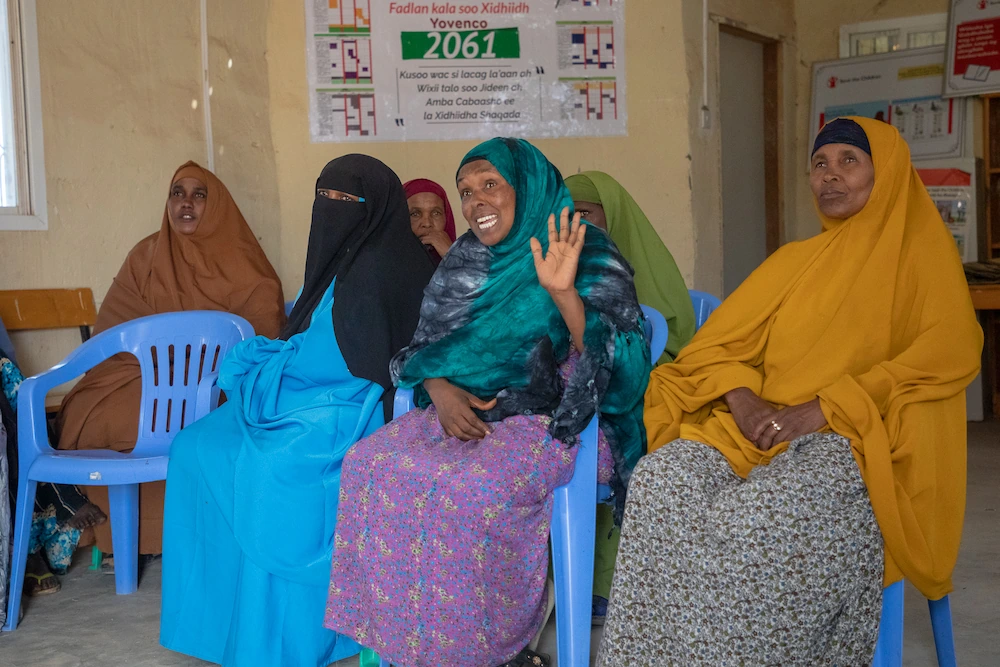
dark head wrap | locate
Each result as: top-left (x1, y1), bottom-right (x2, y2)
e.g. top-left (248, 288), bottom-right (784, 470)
top-left (812, 118), bottom-right (872, 157)
top-left (282, 154), bottom-right (436, 420)
top-left (403, 178), bottom-right (457, 265)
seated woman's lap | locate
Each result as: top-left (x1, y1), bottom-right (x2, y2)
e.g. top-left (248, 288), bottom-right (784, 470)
top-left (343, 406), bottom-right (577, 518)
top-left (328, 406), bottom-right (580, 664)
top-left (624, 437), bottom-right (880, 612)
top-left (604, 434), bottom-right (883, 664)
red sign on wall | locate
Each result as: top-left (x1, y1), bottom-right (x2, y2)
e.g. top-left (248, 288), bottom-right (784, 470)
top-left (953, 17), bottom-right (1000, 76)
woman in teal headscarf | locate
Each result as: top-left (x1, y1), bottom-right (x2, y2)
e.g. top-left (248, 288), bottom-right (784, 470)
top-left (325, 138), bottom-right (651, 667)
top-left (565, 170), bottom-right (696, 624)
top-left (566, 171), bottom-right (695, 364)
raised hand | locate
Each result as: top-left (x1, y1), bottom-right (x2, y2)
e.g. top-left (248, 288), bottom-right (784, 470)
top-left (530, 207), bottom-right (587, 296)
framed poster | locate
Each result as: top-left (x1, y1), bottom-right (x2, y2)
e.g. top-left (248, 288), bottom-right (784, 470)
top-left (811, 46), bottom-right (965, 162)
top-left (305, 0), bottom-right (627, 142)
top-left (916, 159), bottom-right (978, 262)
top-left (944, 0), bottom-right (1000, 97)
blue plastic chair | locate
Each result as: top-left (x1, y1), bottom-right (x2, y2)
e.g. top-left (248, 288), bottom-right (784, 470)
top-left (377, 304), bottom-right (671, 667)
top-left (3, 311), bottom-right (254, 632)
top-left (872, 580), bottom-right (956, 666)
top-left (285, 300), bottom-right (295, 317)
top-left (640, 304), bottom-right (668, 362)
top-left (688, 289), bottom-right (722, 329)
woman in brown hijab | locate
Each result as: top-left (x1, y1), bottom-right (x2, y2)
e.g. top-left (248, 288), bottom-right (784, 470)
top-left (56, 161), bottom-right (285, 561)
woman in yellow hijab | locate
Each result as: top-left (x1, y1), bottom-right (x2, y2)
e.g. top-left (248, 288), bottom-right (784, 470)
top-left (597, 118), bottom-right (982, 664)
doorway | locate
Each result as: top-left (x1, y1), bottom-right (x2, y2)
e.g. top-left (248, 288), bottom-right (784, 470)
top-left (718, 26), bottom-right (782, 296)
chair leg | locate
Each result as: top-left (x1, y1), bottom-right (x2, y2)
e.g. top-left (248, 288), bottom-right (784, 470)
top-left (107, 484), bottom-right (140, 595)
top-left (550, 417), bottom-right (599, 667)
top-left (3, 479), bottom-right (38, 631)
top-left (928, 595), bottom-right (957, 667)
top-left (872, 580), bottom-right (904, 667)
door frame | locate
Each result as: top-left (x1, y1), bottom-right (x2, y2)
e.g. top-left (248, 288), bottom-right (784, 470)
top-left (718, 23), bottom-right (784, 254)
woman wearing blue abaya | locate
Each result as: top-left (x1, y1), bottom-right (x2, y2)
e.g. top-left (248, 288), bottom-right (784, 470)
top-left (159, 154), bottom-right (435, 666)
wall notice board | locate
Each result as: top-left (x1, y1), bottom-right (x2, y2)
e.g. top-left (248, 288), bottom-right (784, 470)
top-left (811, 46), bottom-right (965, 162)
top-left (305, 0), bottom-right (628, 142)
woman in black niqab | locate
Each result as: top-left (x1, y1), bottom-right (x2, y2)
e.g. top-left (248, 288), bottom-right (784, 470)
top-left (283, 154), bottom-right (436, 419)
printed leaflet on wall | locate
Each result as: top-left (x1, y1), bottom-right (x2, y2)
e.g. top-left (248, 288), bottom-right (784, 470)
top-left (305, 0), bottom-right (627, 142)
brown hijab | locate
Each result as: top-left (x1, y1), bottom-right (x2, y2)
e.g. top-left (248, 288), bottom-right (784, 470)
top-left (57, 161), bottom-right (284, 554)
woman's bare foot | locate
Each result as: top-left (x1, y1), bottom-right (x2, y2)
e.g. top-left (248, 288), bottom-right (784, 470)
top-left (25, 552), bottom-right (61, 596)
top-left (66, 502), bottom-right (107, 530)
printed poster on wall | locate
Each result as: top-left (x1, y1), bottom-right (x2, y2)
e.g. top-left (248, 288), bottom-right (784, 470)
top-left (945, 0), bottom-right (1000, 97)
top-left (305, 0), bottom-right (627, 142)
top-left (811, 46), bottom-right (965, 162)
top-left (916, 160), bottom-right (979, 263)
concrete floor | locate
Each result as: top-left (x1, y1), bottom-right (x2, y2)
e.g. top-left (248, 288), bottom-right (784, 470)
top-left (2, 422), bottom-right (997, 666)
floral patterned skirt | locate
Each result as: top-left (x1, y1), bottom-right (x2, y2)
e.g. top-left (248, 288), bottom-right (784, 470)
top-left (325, 407), bottom-right (582, 667)
top-left (597, 433), bottom-right (884, 666)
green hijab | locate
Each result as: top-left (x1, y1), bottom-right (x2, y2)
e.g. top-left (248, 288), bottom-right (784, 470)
top-left (566, 171), bottom-right (695, 362)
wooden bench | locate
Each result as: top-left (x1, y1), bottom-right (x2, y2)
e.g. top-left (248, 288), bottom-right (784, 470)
top-left (0, 288), bottom-right (98, 412)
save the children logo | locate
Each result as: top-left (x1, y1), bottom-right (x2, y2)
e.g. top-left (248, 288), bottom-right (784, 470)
top-left (828, 76), bottom-right (838, 88)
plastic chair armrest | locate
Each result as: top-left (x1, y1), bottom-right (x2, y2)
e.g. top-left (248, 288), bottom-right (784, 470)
top-left (394, 387), bottom-right (416, 419)
top-left (16, 375), bottom-right (57, 458)
top-left (195, 371), bottom-right (222, 420)
top-left (24, 328), bottom-right (136, 394)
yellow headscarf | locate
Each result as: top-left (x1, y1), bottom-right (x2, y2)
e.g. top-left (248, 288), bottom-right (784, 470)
top-left (644, 117), bottom-right (982, 599)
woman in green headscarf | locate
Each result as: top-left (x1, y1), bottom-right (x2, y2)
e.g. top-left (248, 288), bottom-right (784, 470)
top-left (325, 139), bottom-right (651, 667)
top-left (565, 170), bottom-right (696, 623)
top-left (566, 171), bottom-right (695, 364)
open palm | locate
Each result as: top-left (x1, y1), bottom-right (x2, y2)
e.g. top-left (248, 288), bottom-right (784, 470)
top-left (531, 207), bottom-right (587, 294)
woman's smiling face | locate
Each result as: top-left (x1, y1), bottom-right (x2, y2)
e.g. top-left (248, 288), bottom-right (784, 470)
top-left (457, 160), bottom-right (516, 246)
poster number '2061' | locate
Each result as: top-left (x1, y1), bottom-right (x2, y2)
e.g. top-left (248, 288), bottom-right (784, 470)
top-left (425, 31), bottom-right (496, 59)
top-left (401, 28), bottom-right (521, 61)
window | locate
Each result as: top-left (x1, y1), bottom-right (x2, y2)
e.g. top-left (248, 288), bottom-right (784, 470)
top-left (839, 13), bottom-right (948, 59)
top-left (0, 0), bottom-right (46, 229)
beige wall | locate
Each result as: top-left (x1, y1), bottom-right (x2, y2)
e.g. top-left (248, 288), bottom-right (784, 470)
top-left (3, 0), bottom-right (954, 374)
top-left (264, 0), bottom-right (696, 294)
top-left (3, 0), bottom-right (696, 374)
top-left (4, 1), bottom-right (208, 373)
top-left (792, 0), bottom-right (951, 240)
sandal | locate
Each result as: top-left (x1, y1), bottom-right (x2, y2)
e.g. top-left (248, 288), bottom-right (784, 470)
top-left (496, 648), bottom-right (550, 667)
top-left (25, 571), bottom-right (61, 596)
top-left (100, 552), bottom-right (161, 575)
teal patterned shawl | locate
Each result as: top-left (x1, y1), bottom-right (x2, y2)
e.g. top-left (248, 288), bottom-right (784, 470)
top-left (391, 138), bottom-right (650, 515)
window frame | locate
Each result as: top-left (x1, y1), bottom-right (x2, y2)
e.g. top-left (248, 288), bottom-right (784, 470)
top-left (1, 0), bottom-right (46, 230)
top-left (839, 13), bottom-right (949, 59)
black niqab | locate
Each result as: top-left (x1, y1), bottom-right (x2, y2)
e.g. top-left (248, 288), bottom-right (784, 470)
top-left (282, 154), bottom-right (435, 420)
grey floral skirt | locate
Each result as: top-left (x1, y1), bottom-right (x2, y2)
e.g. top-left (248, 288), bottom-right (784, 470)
top-left (596, 433), bottom-right (883, 666)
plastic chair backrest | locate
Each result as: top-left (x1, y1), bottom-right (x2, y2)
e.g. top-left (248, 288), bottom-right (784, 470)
top-left (285, 300), bottom-right (295, 317)
top-left (129, 312), bottom-right (253, 451)
top-left (27, 311), bottom-right (254, 456)
top-left (639, 305), bottom-right (668, 361)
top-left (688, 290), bottom-right (722, 330)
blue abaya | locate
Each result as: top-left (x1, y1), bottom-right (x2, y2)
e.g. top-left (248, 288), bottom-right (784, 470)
top-left (160, 280), bottom-right (383, 666)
